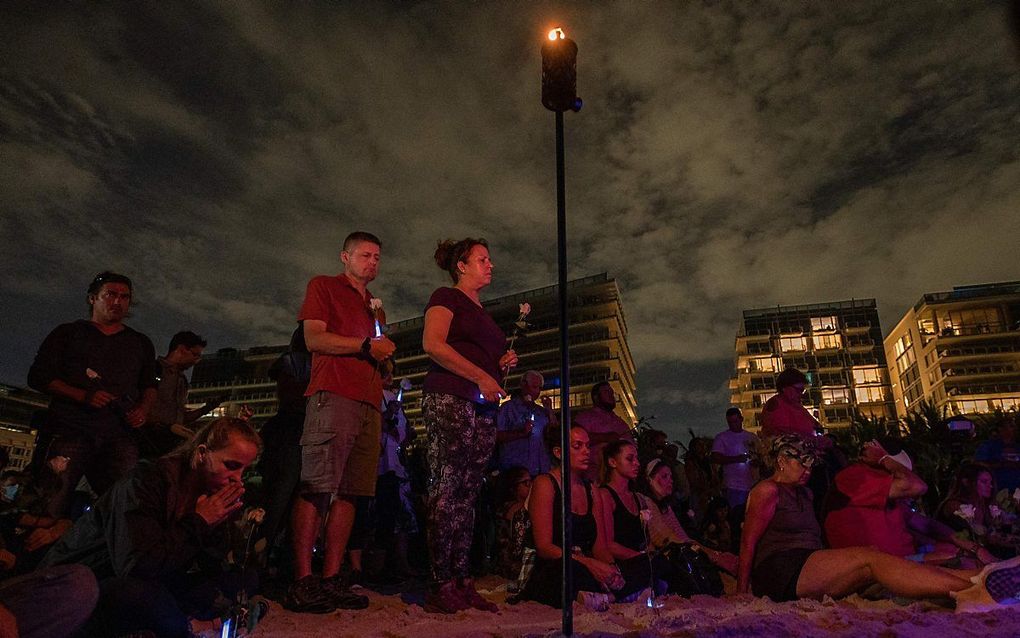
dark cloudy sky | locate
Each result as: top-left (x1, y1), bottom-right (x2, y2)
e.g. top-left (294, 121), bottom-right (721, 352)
top-left (2, 1), bottom-right (1019, 440)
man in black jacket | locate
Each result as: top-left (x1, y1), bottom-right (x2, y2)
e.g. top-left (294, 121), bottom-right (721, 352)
top-left (42, 417), bottom-right (260, 637)
top-left (27, 271), bottom-right (158, 517)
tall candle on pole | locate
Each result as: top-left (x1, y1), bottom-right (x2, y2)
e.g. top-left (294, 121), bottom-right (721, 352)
top-left (541, 25), bottom-right (581, 636)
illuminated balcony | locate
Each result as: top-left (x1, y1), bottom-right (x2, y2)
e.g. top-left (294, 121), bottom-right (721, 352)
top-left (844, 321), bottom-right (872, 334)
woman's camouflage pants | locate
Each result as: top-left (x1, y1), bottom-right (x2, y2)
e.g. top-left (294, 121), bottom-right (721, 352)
top-left (422, 392), bottom-right (496, 583)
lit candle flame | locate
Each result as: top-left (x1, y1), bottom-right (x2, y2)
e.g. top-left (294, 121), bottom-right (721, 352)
top-left (548, 28), bottom-right (565, 41)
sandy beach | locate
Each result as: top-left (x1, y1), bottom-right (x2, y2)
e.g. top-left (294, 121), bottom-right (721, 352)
top-left (251, 576), bottom-right (1020, 637)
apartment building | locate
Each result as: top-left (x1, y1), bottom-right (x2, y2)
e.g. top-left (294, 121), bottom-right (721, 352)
top-left (730, 299), bottom-right (895, 430)
top-left (884, 281), bottom-right (1020, 418)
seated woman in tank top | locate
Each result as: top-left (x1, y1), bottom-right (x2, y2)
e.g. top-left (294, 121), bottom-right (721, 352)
top-left (739, 435), bottom-right (1020, 611)
top-left (598, 440), bottom-right (676, 595)
top-left (599, 441), bottom-right (651, 559)
top-left (639, 458), bottom-right (738, 576)
top-left (519, 424), bottom-right (647, 609)
top-left (600, 442), bottom-right (728, 597)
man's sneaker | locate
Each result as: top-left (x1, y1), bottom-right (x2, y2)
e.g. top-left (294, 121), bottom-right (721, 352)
top-left (576, 591), bottom-right (611, 612)
top-left (423, 580), bottom-right (470, 614)
top-left (321, 575), bottom-right (370, 610)
top-left (459, 581), bottom-right (498, 612)
top-left (284, 575), bottom-right (336, 614)
top-left (954, 556), bottom-right (1020, 613)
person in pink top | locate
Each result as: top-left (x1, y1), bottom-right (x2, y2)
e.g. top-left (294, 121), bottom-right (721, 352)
top-left (574, 382), bottom-right (634, 482)
top-left (759, 368), bottom-right (821, 439)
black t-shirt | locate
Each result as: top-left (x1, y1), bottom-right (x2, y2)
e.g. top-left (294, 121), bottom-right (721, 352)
top-left (28, 320), bottom-right (157, 434)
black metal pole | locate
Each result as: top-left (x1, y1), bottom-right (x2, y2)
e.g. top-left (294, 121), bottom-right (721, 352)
top-left (541, 28), bottom-right (579, 634)
top-left (555, 109), bottom-right (573, 636)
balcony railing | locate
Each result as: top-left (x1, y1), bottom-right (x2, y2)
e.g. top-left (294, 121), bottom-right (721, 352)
top-left (190, 377), bottom-right (273, 390)
top-left (945, 382), bottom-right (1020, 396)
top-left (938, 323), bottom-right (1010, 337)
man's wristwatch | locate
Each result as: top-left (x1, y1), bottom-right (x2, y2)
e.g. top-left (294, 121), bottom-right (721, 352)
top-left (361, 337), bottom-right (372, 355)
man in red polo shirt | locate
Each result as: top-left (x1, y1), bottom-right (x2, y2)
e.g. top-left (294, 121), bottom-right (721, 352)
top-left (286, 231), bottom-right (396, 613)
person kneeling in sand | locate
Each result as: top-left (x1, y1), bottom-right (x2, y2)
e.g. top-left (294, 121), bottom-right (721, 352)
top-left (42, 417), bottom-right (261, 636)
top-left (739, 435), bottom-right (1020, 612)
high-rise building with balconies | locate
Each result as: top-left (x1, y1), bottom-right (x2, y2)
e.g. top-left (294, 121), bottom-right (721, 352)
top-left (188, 273), bottom-right (638, 430)
top-left (884, 281), bottom-right (1020, 418)
top-left (729, 299), bottom-right (896, 431)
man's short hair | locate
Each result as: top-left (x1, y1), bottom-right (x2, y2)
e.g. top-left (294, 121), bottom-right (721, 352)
top-left (342, 231), bottom-right (382, 252)
top-left (87, 271), bottom-right (132, 295)
top-left (776, 368), bottom-right (808, 391)
top-left (725, 407), bottom-right (742, 418)
top-left (590, 381), bottom-right (611, 401)
top-left (168, 331), bottom-right (207, 353)
top-left (520, 370), bottom-right (544, 388)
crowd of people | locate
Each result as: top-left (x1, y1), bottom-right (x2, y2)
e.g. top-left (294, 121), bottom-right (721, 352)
top-left (3, 231), bottom-right (1020, 636)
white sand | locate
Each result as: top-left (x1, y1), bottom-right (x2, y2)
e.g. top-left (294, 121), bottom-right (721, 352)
top-left (251, 577), bottom-right (1020, 637)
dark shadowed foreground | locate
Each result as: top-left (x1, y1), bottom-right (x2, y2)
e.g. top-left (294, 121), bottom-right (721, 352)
top-left (252, 575), bottom-right (1020, 637)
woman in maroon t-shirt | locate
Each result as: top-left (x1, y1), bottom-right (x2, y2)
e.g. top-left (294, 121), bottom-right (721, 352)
top-left (420, 238), bottom-right (517, 614)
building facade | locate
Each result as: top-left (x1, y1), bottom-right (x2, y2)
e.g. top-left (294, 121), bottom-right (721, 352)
top-left (188, 273), bottom-right (638, 430)
top-left (729, 299), bottom-right (896, 431)
top-left (884, 281), bottom-right (1020, 418)
top-left (0, 383), bottom-right (46, 471)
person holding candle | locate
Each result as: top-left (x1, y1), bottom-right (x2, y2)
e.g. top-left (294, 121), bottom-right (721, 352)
top-left (496, 370), bottom-right (556, 477)
top-left (421, 238), bottom-right (517, 613)
top-left (286, 231), bottom-right (396, 614)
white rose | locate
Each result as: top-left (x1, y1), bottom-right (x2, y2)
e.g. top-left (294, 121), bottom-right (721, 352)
top-left (369, 298), bottom-right (383, 311)
top-left (956, 504), bottom-right (977, 521)
top-left (519, 302), bottom-right (531, 316)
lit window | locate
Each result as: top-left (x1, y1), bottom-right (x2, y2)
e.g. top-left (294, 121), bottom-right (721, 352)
top-left (854, 386), bottom-right (888, 403)
top-left (812, 334), bottom-right (842, 350)
top-left (852, 367), bottom-right (882, 384)
top-left (780, 336), bottom-right (808, 352)
top-left (896, 348), bottom-right (916, 374)
top-left (752, 357), bottom-right (781, 372)
top-left (894, 332), bottom-right (913, 357)
top-left (821, 388), bottom-right (850, 405)
top-left (917, 318), bottom-right (935, 336)
top-left (811, 316), bottom-right (838, 332)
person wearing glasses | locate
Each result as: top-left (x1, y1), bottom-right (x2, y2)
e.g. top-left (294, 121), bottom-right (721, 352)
top-left (27, 271), bottom-right (158, 518)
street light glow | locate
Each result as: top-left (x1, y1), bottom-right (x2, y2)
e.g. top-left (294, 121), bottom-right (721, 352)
top-left (548, 28), bottom-right (564, 41)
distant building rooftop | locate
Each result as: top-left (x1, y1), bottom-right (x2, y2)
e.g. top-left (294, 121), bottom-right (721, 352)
top-left (742, 298), bottom-right (877, 320)
top-left (915, 281), bottom-right (1020, 310)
